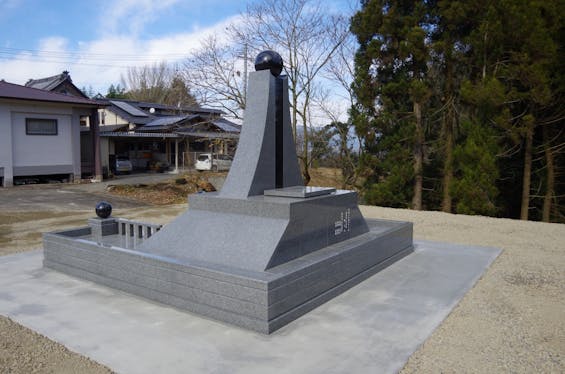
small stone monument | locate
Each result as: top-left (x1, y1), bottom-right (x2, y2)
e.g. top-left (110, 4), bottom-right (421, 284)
top-left (43, 51), bottom-right (413, 334)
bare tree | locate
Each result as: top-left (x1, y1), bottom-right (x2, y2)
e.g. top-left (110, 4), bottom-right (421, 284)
top-left (180, 0), bottom-right (351, 183)
top-left (231, 0), bottom-right (349, 184)
top-left (183, 36), bottom-right (248, 119)
top-left (121, 62), bottom-right (197, 107)
top-left (315, 31), bottom-right (361, 188)
top-left (315, 89), bottom-right (358, 189)
top-left (121, 62), bottom-right (172, 103)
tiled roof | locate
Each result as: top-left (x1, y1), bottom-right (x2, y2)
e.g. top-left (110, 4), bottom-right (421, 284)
top-left (211, 118), bottom-right (241, 133)
top-left (0, 81), bottom-right (101, 106)
top-left (143, 115), bottom-right (196, 128)
top-left (99, 124), bottom-right (129, 132)
top-left (98, 98), bottom-right (226, 127)
top-left (135, 101), bottom-right (224, 115)
top-left (100, 100), bottom-right (154, 125)
top-left (25, 71), bottom-right (89, 98)
top-left (110, 100), bottom-right (149, 117)
top-left (189, 107), bottom-right (225, 115)
top-left (25, 72), bottom-right (68, 91)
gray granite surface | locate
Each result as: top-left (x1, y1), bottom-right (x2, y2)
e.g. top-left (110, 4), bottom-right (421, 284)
top-left (220, 71), bottom-right (303, 198)
top-left (139, 190), bottom-right (370, 272)
top-left (264, 186), bottom-right (336, 198)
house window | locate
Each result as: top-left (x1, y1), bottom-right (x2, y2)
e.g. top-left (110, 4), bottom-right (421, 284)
top-left (26, 118), bottom-right (58, 135)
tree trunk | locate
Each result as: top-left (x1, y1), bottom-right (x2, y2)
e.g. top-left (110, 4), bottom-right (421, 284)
top-left (412, 101), bottom-right (423, 210)
top-left (339, 130), bottom-right (354, 189)
top-left (520, 124), bottom-right (533, 220)
top-left (442, 100), bottom-right (454, 213)
top-left (301, 105), bottom-right (311, 186)
top-left (302, 112), bottom-right (310, 185)
top-left (291, 91), bottom-right (298, 142)
top-left (442, 134), bottom-right (454, 212)
top-left (542, 125), bottom-right (554, 222)
top-left (442, 53), bottom-right (455, 213)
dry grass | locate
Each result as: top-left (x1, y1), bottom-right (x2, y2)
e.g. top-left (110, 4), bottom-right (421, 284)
top-left (106, 172), bottom-right (219, 205)
top-left (308, 167), bottom-right (344, 188)
top-left (105, 168), bottom-right (350, 205)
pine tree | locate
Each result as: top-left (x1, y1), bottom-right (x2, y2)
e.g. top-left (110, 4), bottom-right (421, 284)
top-left (351, 0), bottom-right (431, 209)
top-left (451, 119), bottom-right (500, 216)
top-left (106, 84), bottom-right (126, 99)
top-left (430, 0), bottom-right (486, 212)
top-left (470, 0), bottom-right (562, 220)
top-left (349, 0), bottom-right (564, 220)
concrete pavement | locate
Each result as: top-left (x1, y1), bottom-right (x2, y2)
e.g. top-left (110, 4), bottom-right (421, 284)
top-left (0, 172), bottom-right (226, 212)
top-left (0, 241), bottom-right (500, 374)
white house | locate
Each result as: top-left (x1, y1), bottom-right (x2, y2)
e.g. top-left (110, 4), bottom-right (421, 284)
top-left (0, 80), bottom-right (102, 187)
top-left (18, 71), bottom-right (241, 177)
top-left (95, 98), bottom-right (240, 172)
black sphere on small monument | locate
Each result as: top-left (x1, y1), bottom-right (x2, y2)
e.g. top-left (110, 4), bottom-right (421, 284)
top-left (95, 201), bottom-right (112, 219)
top-left (254, 50), bottom-right (283, 77)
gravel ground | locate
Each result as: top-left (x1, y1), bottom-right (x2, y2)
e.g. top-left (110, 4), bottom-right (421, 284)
top-left (360, 207), bottom-right (565, 373)
top-left (0, 200), bottom-right (563, 373)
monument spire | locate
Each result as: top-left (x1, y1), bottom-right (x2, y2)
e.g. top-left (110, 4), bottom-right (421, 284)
top-left (220, 50), bottom-right (303, 198)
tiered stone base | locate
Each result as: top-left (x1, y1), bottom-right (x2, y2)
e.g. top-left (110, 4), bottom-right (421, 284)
top-left (43, 219), bottom-right (412, 334)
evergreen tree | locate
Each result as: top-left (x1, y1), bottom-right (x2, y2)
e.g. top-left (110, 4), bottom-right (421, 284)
top-left (452, 119), bottom-right (500, 216)
top-left (429, 0), bottom-right (485, 212)
top-left (80, 85), bottom-right (95, 98)
top-left (166, 77), bottom-right (198, 108)
top-left (106, 84), bottom-right (126, 99)
top-left (351, 0), bottom-right (431, 209)
top-left (349, 0), bottom-right (564, 221)
top-left (461, 0), bottom-right (563, 220)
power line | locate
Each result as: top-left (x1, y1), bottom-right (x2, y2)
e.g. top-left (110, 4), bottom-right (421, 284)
top-left (0, 47), bottom-right (190, 68)
top-left (0, 55), bottom-right (143, 69)
top-left (0, 47), bottom-right (193, 69)
top-left (0, 46), bottom-right (189, 59)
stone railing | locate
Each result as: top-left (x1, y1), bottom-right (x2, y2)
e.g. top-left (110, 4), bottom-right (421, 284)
top-left (117, 219), bottom-right (162, 240)
top-left (88, 217), bottom-right (163, 249)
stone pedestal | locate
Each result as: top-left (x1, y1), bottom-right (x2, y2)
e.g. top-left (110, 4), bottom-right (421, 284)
top-left (88, 217), bottom-right (118, 242)
top-left (44, 218), bottom-right (412, 334)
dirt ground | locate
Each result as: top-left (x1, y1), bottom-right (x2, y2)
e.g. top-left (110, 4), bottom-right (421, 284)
top-left (0, 174), bottom-right (564, 373)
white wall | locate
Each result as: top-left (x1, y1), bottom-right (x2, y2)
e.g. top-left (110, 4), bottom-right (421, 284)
top-left (11, 111), bottom-right (73, 166)
top-left (99, 108), bottom-right (129, 127)
top-left (101, 137), bottom-right (109, 169)
top-left (0, 105), bottom-right (14, 186)
top-left (0, 100), bottom-right (86, 186)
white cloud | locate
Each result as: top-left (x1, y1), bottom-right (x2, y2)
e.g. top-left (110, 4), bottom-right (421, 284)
top-left (99, 0), bottom-right (182, 36)
top-left (0, 14), bottom-right (243, 95)
top-left (0, 37), bottom-right (70, 84)
top-left (37, 36), bottom-right (69, 52)
top-left (144, 15), bottom-right (240, 57)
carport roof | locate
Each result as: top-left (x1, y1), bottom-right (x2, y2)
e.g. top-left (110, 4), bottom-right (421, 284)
top-left (99, 130), bottom-right (239, 140)
top-left (99, 131), bottom-right (180, 138)
top-left (0, 81), bottom-right (102, 106)
top-left (139, 115), bottom-right (197, 130)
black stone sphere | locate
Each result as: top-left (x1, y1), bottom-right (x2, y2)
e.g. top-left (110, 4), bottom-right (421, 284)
top-left (95, 201), bottom-right (112, 219)
top-left (254, 50), bottom-right (283, 77)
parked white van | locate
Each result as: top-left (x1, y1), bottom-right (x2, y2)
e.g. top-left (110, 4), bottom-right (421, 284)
top-left (195, 153), bottom-right (233, 171)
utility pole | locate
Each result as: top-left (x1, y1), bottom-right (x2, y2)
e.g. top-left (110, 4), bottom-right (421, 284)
top-left (243, 42), bottom-right (248, 105)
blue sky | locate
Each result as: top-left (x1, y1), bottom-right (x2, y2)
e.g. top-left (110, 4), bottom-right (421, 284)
top-left (0, 0), bottom-right (356, 125)
top-left (0, 0), bottom-right (251, 93)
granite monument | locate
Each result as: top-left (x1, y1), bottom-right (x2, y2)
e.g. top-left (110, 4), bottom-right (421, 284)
top-left (43, 51), bottom-right (414, 334)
